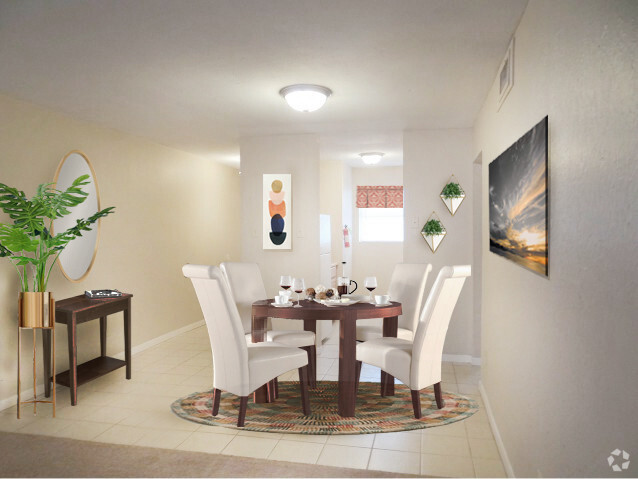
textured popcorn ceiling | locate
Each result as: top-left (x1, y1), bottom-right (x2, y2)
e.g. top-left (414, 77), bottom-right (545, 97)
top-left (0, 0), bottom-right (527, 167)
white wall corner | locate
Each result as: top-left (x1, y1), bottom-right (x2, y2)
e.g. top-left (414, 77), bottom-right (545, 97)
top-left (479, 379), bottom-right (515, 478)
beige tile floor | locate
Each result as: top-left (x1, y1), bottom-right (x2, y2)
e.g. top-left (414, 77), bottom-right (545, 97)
top-left (0, 325), bottom-right (506, 477)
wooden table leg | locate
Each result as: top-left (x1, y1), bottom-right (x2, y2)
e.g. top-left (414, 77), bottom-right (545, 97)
top-left (251, 315), bottom-right (270, 403)
top-left (338, 311), bottom-right (356, 417)
top-left (67, 318), bottom-right (78, 405)
top-left (42, 329), bottom-right (52, 398)
top-left (303, 319), bottom-right (317, 388)
top-left (99, 316), bottom-right (107, 357)
top-left (124, 302), bottom-right (131, 379)
top-left (382, 315), bottom-right (398, 396)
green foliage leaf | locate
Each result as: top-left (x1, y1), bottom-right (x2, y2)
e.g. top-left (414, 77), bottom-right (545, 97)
top-left (0, 224), bottom-right (39, 252)
top-left (441, 182), bottom-right (464, 198)
top-left (422, 219), bottom-right (444, 236)
top-left (0, 175), bottom-right (115, 292)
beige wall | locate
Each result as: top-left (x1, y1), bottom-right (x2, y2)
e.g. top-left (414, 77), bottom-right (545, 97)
top-left (0, 94), bottom-right (241, 407)
top-left (319, 160), bottom-right (344, 268)
top-left (239, 134), bottom-right (320, 330)
top-left (403, 129), bottom-right (475, 358)
top-left (351, 166), bottom-right (403, 295)
top-left (474, 1), bottom-right (638, 476)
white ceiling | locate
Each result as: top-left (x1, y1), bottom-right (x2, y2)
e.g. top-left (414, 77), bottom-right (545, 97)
top-left (0, 0), bottom-right (527, 168)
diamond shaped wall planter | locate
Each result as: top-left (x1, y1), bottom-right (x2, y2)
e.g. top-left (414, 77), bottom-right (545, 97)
top-left (440, 175), bottom-right (465, 216)
top-left (421, 212), bottom-right (446, 253)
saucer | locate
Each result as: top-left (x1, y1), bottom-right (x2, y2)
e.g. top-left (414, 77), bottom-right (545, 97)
top-left (272, 302), bottom-right (293, 307)
top-left (374, 302), bottom-right (391, 307)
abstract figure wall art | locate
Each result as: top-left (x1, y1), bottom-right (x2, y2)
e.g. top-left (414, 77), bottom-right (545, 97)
top-left (263, 174), bottom-right (292, 250)
top-left (489, 116), bottom-right (548, 276)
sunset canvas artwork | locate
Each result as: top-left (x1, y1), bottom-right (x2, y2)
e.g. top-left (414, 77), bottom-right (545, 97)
top-left (489, 116), bottom-right (548, 276)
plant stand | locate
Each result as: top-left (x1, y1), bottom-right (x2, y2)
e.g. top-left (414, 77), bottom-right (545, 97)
top-left (17, 324), bottom-right (55, 419)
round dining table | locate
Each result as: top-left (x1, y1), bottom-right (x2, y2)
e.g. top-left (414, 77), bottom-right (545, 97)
top-left (251, 298), bottom-right (402, 417)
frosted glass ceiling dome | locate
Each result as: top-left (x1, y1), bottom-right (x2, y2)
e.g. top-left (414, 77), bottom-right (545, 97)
top-left (279, 84), bottom-right (332, 112)
top-left (359, 152), bottom-right (384, 165)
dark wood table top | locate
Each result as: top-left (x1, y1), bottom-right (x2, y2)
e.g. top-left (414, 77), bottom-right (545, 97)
top-left (252, 299), bottom-right (401, 319)
top-left (55, 293), bottom-right (133, 313)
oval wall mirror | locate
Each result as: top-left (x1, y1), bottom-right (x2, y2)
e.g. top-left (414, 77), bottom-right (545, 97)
top-left (53, 150), bottom-right (101, 282)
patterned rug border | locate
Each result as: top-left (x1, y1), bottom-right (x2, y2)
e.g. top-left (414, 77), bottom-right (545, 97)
top-left (171, 381), bottom-right (478, 435)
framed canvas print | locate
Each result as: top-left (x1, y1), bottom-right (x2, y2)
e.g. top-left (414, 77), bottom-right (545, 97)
top-left (489, 116), bottom-right (548, 276)
top-left (263, 173), bottom-right (291, 250)
top-left (497, 37), bottom-right (514, 110)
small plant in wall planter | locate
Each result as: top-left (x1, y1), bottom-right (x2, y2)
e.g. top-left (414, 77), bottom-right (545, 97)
top-left (440, 175), bottom-right (465, 216)
top-left (421, 213), bottom-right (446, 253)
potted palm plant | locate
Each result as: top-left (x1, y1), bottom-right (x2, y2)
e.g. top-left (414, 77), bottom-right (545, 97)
top-left (0, 175), bottom-right (114, 327)
top-left (421, 216), bottom-right (446, 253)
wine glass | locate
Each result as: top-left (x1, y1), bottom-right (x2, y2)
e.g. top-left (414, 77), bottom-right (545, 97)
top-left (364, 276), bottom-right (377, 303)
top-left (292, 277), bottom-right (305, 308)
top-left (279, 275), bottom-right (292, 293)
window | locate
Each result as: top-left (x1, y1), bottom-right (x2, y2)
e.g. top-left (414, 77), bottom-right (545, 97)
top-left (358, 207), bottom-right (404, 242)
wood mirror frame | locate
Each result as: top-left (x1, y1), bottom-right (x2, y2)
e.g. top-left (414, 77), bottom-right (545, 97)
top-left (53, 150), bottom-right (101, 282)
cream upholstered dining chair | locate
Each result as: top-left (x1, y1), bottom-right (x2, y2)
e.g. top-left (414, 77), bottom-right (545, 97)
top-left (182, 264), bottom-right (310, 427)
top-left (220, 262), bottom-right (317, 387)
top-left (356, 263), bottom-right (432, 342)
top-left (355, 265), bottom-right (471, 418)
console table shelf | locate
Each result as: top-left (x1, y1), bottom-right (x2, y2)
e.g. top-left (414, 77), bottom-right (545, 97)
top-left (55, 356), bottom-right (126, 388)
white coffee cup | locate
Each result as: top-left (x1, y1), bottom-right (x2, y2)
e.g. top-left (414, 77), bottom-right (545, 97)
top-left (274, 295), bottom-right (287, 305)
top-left (374, 294), bottom-right (390, 305)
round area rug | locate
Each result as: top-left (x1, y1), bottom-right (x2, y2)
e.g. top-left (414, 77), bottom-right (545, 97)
top-left (171, 381), bottom-right (478, 434)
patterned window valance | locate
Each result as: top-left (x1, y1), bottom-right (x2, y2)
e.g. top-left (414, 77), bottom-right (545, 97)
top-left (356, 185), bottom-right (404, 208)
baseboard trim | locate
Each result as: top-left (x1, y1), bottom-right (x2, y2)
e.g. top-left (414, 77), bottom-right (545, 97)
top-left (479, 380), bottom-right (515, 478)
top-left (442, 353), bottom-right (482, 365)
top-left (111, 320), bottom-right (205, 360)
top-left (0, 319), bottom-right (205, 412)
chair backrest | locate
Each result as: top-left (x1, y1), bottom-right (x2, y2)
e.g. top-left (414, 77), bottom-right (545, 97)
top-left (220, 262), bottom-right (268, 334)
top-left (410, 265), bottom-right (471, 390)
top-left (388, 263), bottom-right (433, 332)
top-left (182, 264), bottom-right (249, 396)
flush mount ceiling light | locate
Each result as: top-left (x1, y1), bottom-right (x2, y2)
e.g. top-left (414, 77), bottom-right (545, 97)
top-left (359, 152), bottom-right (384, 165)
top-left (279, 84), bottom-right (332, 112)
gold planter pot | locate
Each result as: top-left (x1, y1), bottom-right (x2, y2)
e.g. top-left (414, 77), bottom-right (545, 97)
top-left (18, 292), bottom-right (55, 328)
top-left (17, 291), bottom-right (56, 418)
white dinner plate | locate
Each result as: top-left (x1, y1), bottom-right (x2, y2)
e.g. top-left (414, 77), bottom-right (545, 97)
top-left (340, 294), bottom-right (368, 302)
top-left (318, 298), bottom-right (360, 307)
top-left (272, 302), bottom-right (293, 308)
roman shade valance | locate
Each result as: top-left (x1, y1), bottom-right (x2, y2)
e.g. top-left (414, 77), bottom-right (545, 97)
top-left (356, 186), bottom-right (403, 208)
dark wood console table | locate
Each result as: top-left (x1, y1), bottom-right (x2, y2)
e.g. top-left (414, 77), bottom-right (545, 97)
top-left (43, 293), bottom-right (133, 405)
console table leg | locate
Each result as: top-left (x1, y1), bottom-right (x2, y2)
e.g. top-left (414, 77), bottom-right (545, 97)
top-left (124, 303), bottom-right (131, 379)
top-left (99, 316), bottom-right (107, 357)
top-left (67, 319), bottom-right (77, 406)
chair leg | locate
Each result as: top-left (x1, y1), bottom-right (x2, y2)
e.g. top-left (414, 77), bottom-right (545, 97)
top-left (302, 346), bottom-right (317, 388)
top-left (274, 377), bottom-right (279, 398)
top-left (267, 380), bottom-right (276, 402)
top-left (434, 382), bottom-right (444, 409)
top-left (355, 360), bottom-right (362, 393)
top-left (212, 388), bottom-right (221, 416)
top-left (298, 366), bottom-right (311, 415)
top-left (411, 390), bottom-right (422, 419)
top-left (237, 396), bottom-right (249, 427)
top-left (380, 371), bottom-right (387, 397)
